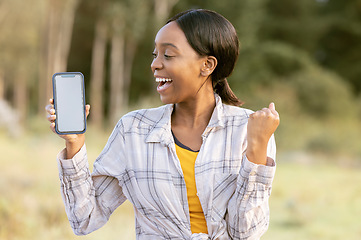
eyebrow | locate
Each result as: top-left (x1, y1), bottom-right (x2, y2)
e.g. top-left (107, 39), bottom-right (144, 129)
top-left (154, 42), bottom-right (179, 50)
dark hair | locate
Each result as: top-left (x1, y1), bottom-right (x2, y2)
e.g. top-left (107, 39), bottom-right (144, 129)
top-left (167, 9), bottom-right (243, 106)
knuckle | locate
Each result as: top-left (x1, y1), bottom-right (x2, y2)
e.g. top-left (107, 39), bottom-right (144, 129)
top-left (259, 111), bottom-right (266, 117)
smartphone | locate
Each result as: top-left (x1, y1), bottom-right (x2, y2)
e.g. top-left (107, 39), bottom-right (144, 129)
top-left (52, 72), bottom-right (86, 135)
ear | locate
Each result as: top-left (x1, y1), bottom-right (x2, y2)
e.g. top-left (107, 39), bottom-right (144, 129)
top-left (200, 56), bottom-right (217, 77)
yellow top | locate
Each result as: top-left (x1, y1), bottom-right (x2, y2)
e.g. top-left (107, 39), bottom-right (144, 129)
top-left (175, 143), bottom-right (208, 234)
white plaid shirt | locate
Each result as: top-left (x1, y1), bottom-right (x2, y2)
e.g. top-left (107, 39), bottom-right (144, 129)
top-left (57, 95), bottom-right (276, 240)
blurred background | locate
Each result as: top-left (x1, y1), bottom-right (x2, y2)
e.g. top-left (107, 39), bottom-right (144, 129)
top-left (1, 0), bottom-right (361, 239)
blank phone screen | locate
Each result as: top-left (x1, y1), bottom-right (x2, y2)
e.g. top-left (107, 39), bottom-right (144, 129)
top-left (53, 73), bottom-right (86, 134)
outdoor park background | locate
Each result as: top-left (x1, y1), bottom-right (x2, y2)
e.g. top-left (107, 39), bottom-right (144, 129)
top-left (1, 0), bottom-right (361, 239)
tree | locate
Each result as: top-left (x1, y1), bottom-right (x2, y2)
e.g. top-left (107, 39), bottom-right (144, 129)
top-left (0, 0), bottom-right (42, 125)
top-left (89, 4), bottom-right (109, 129)
top-left (38, 0), bottom-right (80, 114)
top-left (107, 0), bottom-right (178, 125)
top-left (316, 0), bottom-right (361, 94)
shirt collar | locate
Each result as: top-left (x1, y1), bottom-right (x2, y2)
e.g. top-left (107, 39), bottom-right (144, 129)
top-left (145, 93), bottom-right (225, 144)
top-left (207, 93), bottom-right (225, 129)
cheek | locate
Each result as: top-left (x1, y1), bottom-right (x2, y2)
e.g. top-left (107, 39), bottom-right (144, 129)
top-left (166, 59), bottom-right (203, 86)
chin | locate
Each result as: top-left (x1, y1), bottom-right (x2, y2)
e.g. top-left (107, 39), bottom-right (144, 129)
top-left (159, 95), bottom-right (172, 104)
top-left (159, 95), bottom-right (178, 105)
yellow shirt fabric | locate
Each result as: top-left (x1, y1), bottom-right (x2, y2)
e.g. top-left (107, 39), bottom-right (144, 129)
top-left (175, 143), bottom-right (208, 234)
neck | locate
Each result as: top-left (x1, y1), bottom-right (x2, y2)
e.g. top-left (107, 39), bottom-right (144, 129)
top-left (172, 90), bottom-right (216, 129)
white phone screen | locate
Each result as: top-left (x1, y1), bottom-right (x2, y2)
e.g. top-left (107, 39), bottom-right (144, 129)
top-left (53, 72), bottom-right (86, 134)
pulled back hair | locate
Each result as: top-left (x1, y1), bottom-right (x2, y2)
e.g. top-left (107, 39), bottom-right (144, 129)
top-left (167, 9), bottom-right (243, 106)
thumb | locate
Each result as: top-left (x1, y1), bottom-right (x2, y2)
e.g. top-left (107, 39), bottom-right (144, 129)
top-left (269, 102), bottom-right (275, 111)
top-left (269, 102), bottom-right (279, 116)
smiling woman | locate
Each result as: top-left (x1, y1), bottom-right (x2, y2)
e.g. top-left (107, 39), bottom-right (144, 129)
top-left (46, 8), bottom-right (279, 240)
top-left (151, 20), bottom-right (213, 106)
top-left (167, 10), bottom-right (242, 106)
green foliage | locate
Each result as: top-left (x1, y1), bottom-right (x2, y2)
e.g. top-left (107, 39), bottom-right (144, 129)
top-left (1, 0), bottom-right (361, 156)
top-left (238, 41), bottom-right (356, 116)
top-left (229, 40), bottom-right (360, 155)
top-left (292, 67), bottom-right (356, 119)
top-left (260, 0), bottom-right (323, 52)
top-left (234, 42), bottom-right (309, 87)
top-left (317, 20), bottom-right (361, 93)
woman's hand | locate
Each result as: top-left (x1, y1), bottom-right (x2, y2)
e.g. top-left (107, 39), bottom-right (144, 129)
top-left (45, 98), bottom-right (90, 159)
top-left (246, 102), bottom-right (280, 165)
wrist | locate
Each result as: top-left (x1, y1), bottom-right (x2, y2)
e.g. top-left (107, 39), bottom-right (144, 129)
top-left (65, 135), bottom-right (85, 159)
top-left (246, 140), bottom-right (268, 165)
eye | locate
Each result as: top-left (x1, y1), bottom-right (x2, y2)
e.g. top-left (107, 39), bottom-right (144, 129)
top-left (152, 52), bottom-right (157, 59)
top-left (164, 54), bottom-right (174, 59)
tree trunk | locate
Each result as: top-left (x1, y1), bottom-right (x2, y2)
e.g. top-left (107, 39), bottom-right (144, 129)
top-left (54, 0), bottom-right (79, 71)
top-left (122, 36), bottom-right (137, 109)
top-left (14, 69), bottom-right (27, 125)
top-left (109, 27), bottom-right (125, 125)
top-left (0, 68), bottom-right (4, 100)
top-left (38, 0), bottom-right (79, 114)
top-left (89, 17), bottom-right (108, 128)
top-left (154, 0), bottom-right (179, 29)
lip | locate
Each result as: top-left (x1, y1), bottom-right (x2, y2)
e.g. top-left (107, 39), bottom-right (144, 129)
top-left (154, 76), bottom-right (173, 93)
top-left (154, 75), bottom-right (170, 79)
top-left (156, 80), bottom-right (172, 93)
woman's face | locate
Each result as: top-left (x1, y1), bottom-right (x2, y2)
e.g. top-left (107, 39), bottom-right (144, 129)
top-left (151, 21), bottom-right (208, 104)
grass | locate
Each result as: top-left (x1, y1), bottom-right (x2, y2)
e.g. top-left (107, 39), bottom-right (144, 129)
top-left (1, 120), bottom-right (361, 239)
top-left (0, 123), bottom-right (135, 240)
top-left (264, 156), bottom-right (361, 240)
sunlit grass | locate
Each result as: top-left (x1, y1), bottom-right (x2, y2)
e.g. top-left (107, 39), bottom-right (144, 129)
top-left (264, 156), bottom-right (361, 240)
top-left (1, 119), bottom-right (361, 239)
top-left (0, 121), bottom-right (135, 240)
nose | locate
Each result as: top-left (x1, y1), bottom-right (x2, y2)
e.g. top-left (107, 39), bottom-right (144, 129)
top-left (151, 55), bottom-right (163, 73)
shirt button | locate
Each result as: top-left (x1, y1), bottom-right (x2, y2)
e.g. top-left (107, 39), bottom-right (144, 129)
top-left (250, 171), bottom-right (256, 176)
top-left (196, 192), bottom-right (200, 197)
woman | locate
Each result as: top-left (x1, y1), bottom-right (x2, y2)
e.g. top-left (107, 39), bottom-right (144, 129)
top-left (46, 9), bottom-right (279, 240)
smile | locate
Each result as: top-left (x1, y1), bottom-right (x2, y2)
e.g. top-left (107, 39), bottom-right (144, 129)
top-left (155, 78), bottom-right (173, 83)
top-left (156, 78), bottom-right (173, 92)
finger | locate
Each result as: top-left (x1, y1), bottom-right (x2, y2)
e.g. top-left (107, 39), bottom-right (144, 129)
top-left (45, 104), bottom-right (50, 112)
top-left (269, 102), bottom-right (275, 111)
top-left (269, 102), bottom-right (279, 116)
top-left (85, 104), bottom-right (90, 118)
top-left (50, 122), bottom-right (56, 133)
top-left (47, 114), bottom-right (56, 122)
top-left (249, 112), bottom-right (256, 119)
top-left (49, 98), bottom-right (54, 104)
top-left (45, 104), bottom-right (55, 114)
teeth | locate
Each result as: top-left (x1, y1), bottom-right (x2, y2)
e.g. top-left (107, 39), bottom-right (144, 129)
top-left (156, 78), bottom-right (172, 82)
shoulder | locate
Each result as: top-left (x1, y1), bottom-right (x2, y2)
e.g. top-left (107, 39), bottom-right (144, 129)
top-left (217, 104), bottom-right (254, 128)
top-left (222, 104), bottom-right (254, 119)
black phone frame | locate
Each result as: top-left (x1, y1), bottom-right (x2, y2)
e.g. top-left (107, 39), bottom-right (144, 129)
top-left (52, 72), bottom-right (87, 135)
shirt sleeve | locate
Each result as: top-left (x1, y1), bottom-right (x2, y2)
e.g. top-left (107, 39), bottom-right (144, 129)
top-left (57, 122), bottom-right (127, 235)
top-left (226, 134), bottom-right (276, 239)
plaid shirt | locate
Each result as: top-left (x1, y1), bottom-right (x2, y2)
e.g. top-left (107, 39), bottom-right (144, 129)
top-left (57, 95), bottom-right (276, 240)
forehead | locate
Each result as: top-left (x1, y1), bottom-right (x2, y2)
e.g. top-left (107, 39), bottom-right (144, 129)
top-left (154, 21), bottom-right (188, 49)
